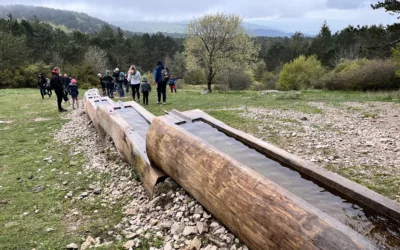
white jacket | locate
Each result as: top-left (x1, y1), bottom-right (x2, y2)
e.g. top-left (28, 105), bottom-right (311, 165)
top-left (128, 71), bottom-right (141, 85)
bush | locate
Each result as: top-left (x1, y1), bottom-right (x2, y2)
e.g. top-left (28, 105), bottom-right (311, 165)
top-left (0, 62), bottom-right (51, 88)
top-left (324, 59), bottom-right (400, 90)
top-left (250, 71), bottom-right (278, 90)
top-left (63, 64), bottom-right (99, 89)
top-left (184, 69), bottom-right (206, 85)
top-left (278, 55), bottom-right (326, 90)
top-left (214, 68), bottom-right (253, 90)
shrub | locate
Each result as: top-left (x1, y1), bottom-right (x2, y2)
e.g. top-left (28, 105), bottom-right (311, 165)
top-left (278, 55), bottom-right (326, 90)
top-left (184, 69), bottom-right (206, 85)
top-left (324, 59), bottom-right (400, 90)
top-left (214, 68), bottom-right (253, 90)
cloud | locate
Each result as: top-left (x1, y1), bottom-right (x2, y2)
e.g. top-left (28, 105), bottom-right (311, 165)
top-left (0, 0), bottom-right (397, 34)
top-left (326, 0), bottom-right (365, 10)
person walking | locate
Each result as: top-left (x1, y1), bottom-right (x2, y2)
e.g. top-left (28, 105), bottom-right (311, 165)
top-left (127, 65), bottom-right (141, 102)
top-left (140, 76), bottom-right (151, 106)
top-left (50, 67), bottom-right (67, 112)
top-left (154, 61), bottom-right (169, 104)
top-left (38, 73), bottom-right (47, 99)
top-left (45, 77), bottom-right (52, 97)
top-left (102, 70), bottom-right (114, 98)
top-left (116, 71), bottom-right (125, 97)
top-left (68, 78), bottom-right (79, 109)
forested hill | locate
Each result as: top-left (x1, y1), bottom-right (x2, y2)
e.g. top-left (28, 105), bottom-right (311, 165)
top-left (0, 5), bottom-right (121, 34)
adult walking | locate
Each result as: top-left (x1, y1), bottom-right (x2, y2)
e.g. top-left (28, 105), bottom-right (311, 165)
top-left (116, 71), bottom-right (125, 97)
top-left (50, 67), bottom-right (67, 112)
top-left (154, 61), bottom-right (169, 104)
top-left (38, 73), bottom-right (47, 99)
top-left (102, 70), bottom-right (114, 98)
top-left (127, 65), bottom-right (141, 102)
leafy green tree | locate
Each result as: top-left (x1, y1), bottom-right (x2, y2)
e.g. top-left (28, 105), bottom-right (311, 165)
top-left (185, 13), bottom-right (259, 92)
top-left (372, 0), bottom-right (400, 17)
top-left (0, 31), bottom-right (30, 70)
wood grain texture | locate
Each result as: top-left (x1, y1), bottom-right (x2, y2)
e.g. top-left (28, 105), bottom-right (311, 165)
top-left (96, 105), bottom-right (165, 198)
top-left (181, 109), bottom-right (400, 222)
top-left (146, 117), bottom-right (376, 250)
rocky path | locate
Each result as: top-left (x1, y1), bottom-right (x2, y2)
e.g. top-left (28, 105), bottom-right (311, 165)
top-left (55, 104), bottom-right (247, 250)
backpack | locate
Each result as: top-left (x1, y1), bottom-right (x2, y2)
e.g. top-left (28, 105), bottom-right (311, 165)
top-left (162, 68), bottom-right (170, 82)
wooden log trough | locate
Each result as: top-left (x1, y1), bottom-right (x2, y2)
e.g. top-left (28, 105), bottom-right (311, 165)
top-left (146, 109), bottom-right (400, 250)
top-left (95, 100), bottom-right (166, 198)
top-left (82, 89), bottom-right (400, 250)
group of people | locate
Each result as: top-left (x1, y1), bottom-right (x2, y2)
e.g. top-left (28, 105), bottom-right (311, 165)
top-left (98, 61), bottom-right (177, 105)
top-left (38, 68), bottom-right (79, 112)
top-left (41, 61), bottom-right (178, 113)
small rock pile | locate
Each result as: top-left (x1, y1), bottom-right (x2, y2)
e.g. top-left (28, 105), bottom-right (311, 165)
top-left (55, 102), bottom-right (248, 250)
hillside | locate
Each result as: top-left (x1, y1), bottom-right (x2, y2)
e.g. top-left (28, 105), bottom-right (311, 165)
top-left (0, 5), bottom-right (118, 33)
top-left (0, 5), bottom-right (295, 37)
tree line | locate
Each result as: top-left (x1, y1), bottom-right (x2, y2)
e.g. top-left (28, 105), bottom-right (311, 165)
top-left (1, 1), bottom-right (400, 91)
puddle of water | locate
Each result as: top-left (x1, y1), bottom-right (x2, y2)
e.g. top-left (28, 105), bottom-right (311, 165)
top-left (181, 121), bottom-right (400, 249)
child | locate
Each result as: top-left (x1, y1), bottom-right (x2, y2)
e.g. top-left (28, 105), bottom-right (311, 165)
top-left (169, 74), bottom-right (177, 93)
top-left (68, 78), bottom-right (79, 109)
top-left (140, 76), bottom-right (151, 106)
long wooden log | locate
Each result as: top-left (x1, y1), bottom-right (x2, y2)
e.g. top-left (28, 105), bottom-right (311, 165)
top-left (84, 96), bottom-right (114, 141)
top-left (146, 116), bottom-right (376, 250)
top-left (96, 103), bottom-right (165, 198)
top-left (181, 109), bottom-right (400, 222)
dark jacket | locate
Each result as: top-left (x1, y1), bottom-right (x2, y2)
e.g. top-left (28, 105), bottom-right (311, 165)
top-left (62, 77), bottom-right (71, 89)
top-left (154, 62), bottom-right (164, 84)
top-left (68, 84), bottom-right (79, 97)
top-left (112, 71), bottom-right (120, 82)
top-left (50, 71), bottom-right (63, 91)
top-left (102, 74), bottom-right (114, 87)
top-left (38, 76), bottom-right (46, 88)
top-left (141, 81), bottom-right (151, 92)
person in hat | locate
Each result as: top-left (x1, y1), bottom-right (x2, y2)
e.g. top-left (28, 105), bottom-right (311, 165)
top-left (68, 78), bottom-right (79, 109)
top-left (140, 75), bottom-right (151, 105)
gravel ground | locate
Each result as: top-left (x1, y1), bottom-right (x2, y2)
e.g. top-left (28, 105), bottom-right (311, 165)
top-left (55, 102), bottom-right (247, 250)
top-left (240, 101), bottom-right (400, 201)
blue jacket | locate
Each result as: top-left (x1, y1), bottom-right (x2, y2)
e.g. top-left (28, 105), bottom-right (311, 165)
top-left (154, 62), bottom-right (164, 84)
top-left (68, 84), bottom-right (79, 97)
top-left (169, 78), bottom-right (176, 86)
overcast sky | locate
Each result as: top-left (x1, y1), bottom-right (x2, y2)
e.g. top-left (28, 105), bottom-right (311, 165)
top-left (1, 0), bottom-right (397, 34)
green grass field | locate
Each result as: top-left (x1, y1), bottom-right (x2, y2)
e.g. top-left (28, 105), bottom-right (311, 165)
top-left (0, 88), bottom-right (399, 249)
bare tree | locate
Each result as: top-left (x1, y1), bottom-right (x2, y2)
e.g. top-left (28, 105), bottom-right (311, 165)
top-left (185, 13), bottom-right (259, 92)
top-left (84, 46), bottom-right (109, 74)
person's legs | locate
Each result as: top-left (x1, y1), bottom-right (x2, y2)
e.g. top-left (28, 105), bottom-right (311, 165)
top-left (135, 85), bottom-right (140, 101)
top-left (161, 83), bottom-right (167, 103)
top-left (157, 86), bottom-right (161, 103)
top-left (143, 91), bottom-right (149, 105)
top-left (174, 86), bottom-right (177, 93)
top-left (131, 85), bottom-right (136, 101)
top-left (55, 90), bottom-right (65, 111)
top-left (120, 84), bottom-right (124, 97)
top-left (40, 87), bottom-right (45, 99)
top-left (170, 86), bottom-right (173, 93)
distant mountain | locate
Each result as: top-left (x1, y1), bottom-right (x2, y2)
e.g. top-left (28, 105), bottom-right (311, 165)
top-left (114, 20), bottom-right (294, 37)
top-left (0, 4), bottom-right (296, 37)
top-left (0, 5), bottom-right (119, 33)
